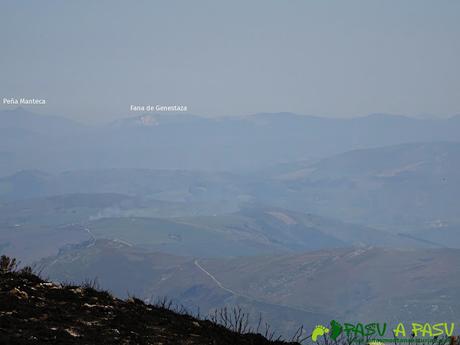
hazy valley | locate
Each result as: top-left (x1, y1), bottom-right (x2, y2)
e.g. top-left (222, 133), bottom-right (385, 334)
top-left (1, 109), bottom-right (459, 336)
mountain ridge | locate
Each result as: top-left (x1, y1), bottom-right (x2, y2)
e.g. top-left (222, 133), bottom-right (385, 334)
top-left (2, 108), bottom-right (460, 174)
top-left (0, 259), bottom-right (300, 345)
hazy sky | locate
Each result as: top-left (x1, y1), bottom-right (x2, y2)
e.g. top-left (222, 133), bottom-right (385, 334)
top-left (1, 0), bottom-right (459, 123)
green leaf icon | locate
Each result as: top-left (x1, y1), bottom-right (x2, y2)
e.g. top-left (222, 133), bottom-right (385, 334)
top-left (330, 320), bottom-right (343, 340)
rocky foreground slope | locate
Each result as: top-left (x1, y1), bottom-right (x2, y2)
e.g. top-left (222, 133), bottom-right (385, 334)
top-left (0, 261), bottom-right (299, 345)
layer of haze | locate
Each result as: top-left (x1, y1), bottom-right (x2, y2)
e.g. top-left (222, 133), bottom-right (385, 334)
top-left (1, 0), bottom-right (459, 123)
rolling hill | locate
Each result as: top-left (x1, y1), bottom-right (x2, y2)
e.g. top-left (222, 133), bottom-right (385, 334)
top-left (1, 258), bottom-right (299, 345)
top-left (39, 241), bottom-right (460, 336)
top-left (260, 142), bottom-right (460, 233)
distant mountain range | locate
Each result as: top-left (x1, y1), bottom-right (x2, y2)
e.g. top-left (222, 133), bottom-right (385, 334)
top-left (1, 108), bottom-right (459, 174)
top-left (1, 195), bottom-right (432, 265)
top-left (1, 141), bottom-right (459, 237)
top-left (2, 108), bottom-right (459, 338)
top-left (261, 141), bottom-right (460, 232)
